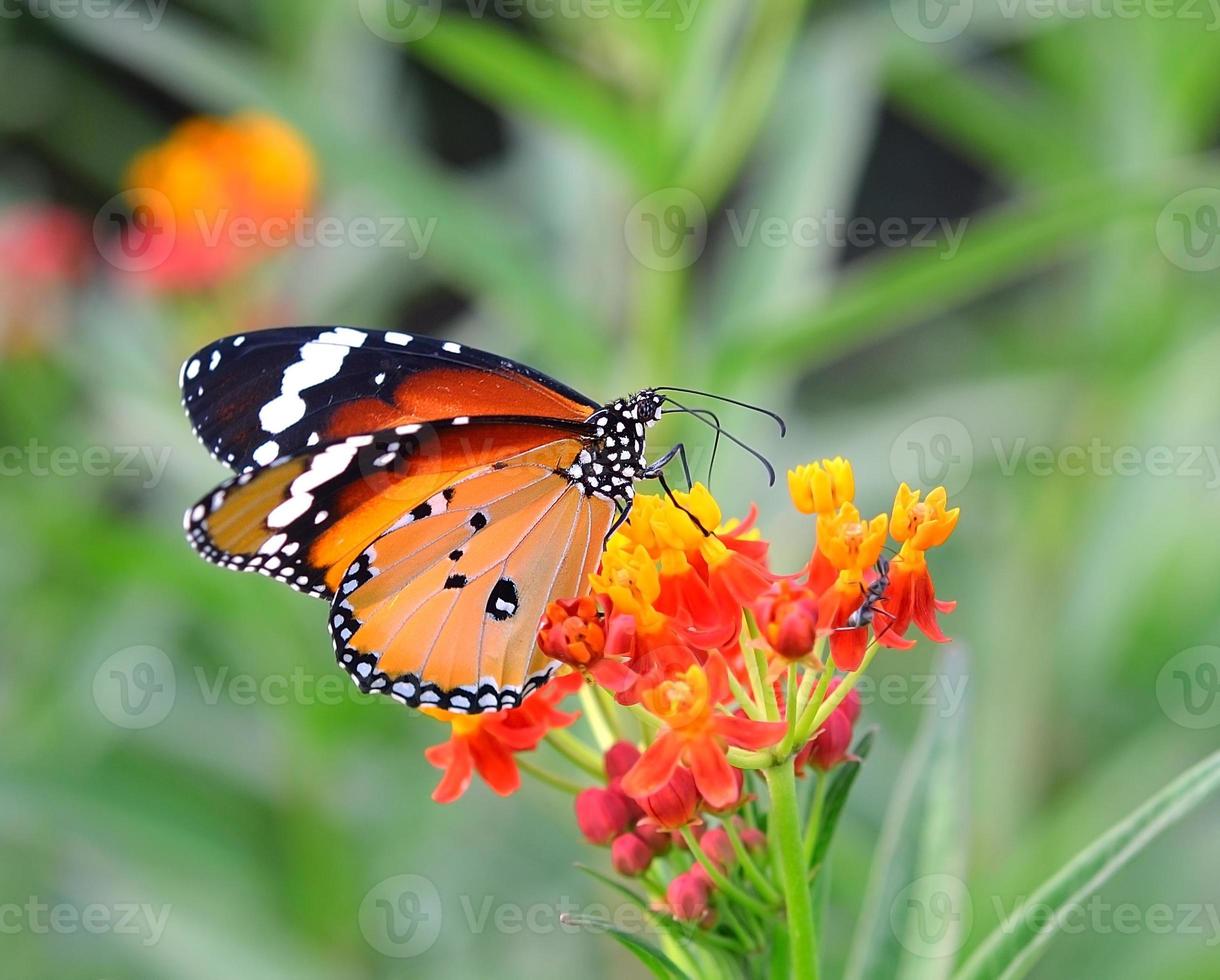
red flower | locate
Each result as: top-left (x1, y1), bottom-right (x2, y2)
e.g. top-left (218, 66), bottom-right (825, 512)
top-left (878, 485), bottom-right (959, 646)
top-left (422, 673), bottom-right (581, 803)
top-left (755, 580), bottom-right (820, 660)
top-left (611, 833), bottom-right (654, 876)
top-left (667, 870), bottom-right (712, 923)
top-left (537, 596), bottom-right (638, 692)
top-left (700, 827), bottom-right (736, 871)
top-left (575, 787), bottom-right (633, 845)
top-left (621, 659), bottom-right (785, 810)
top-left (634, 765), bottom-right (701, 830)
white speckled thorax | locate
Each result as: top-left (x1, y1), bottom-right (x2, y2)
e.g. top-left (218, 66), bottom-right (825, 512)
top-left (565, 390), bottom-right (663, 501)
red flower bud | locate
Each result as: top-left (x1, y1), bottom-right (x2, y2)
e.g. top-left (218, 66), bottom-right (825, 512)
top-left (611, 833), bottom-right (654, 876)
top-left (574, 787), bottom-right (631, 844)
top-left (699, 828), bottom-right (736, 871)
top-left (604, 741), bottom-right (642, 783)
top-left (667, 871), bottom-right (711, 923)
top-left (738, 826), bottom-right (767, 853)
top-left (755, 582), bottom-right (819, 659)
top-left (633, 819), bottom-right (673, 856)
top-left (633, 766), bottom-right (700, 830)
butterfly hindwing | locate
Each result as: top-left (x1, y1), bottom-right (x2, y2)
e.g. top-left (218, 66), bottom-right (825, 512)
top-left (331, 450), bottom-right (614, 712)
top-left (184, 418), bottom-right (592, 600)
top-left (181, 327), bottom-right (599, 472)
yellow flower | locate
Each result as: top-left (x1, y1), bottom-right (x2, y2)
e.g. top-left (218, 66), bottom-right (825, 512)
top-left (890, 484), bottom-right (959, 566)
top-left (816, 502), bottom-right (888, 585)
top-left (590, 542), bottom-right (667, 634)
top-left (789, 457), bottom-right (854, 515)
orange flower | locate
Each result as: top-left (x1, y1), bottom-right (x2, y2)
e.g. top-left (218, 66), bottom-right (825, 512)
top-left (815, 503), bottom-right (889, 670)
top-left (880, 485), bottom-right (959, 645)
top-left (537, 596), bottom-right (638, 692)
top-left (121, 112), bottom-right (316, 290)
top-left (422, 673), bottom-right (581, 803)
top-left (620, 659), bottom-right (784, 810)
top-left (598, 487), bottom-right (775, 649)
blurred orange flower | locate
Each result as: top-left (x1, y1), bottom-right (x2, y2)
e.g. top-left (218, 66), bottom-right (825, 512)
top-left (120, 112), bottom-right (316, 290)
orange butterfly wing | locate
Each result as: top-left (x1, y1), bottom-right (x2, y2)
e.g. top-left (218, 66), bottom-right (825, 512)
top-left (331, 444), bottom-right (615, 712)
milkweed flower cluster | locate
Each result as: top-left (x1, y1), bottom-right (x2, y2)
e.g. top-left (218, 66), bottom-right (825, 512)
top-left (120, 112), bottom-right (316, 290)
top-left (420, 457), bottom-right (958, 976)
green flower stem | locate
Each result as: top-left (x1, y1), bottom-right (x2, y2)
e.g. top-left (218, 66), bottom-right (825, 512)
top-left (777, 662), bottom-right (823, 759)
top-left (714, 895), bottom-right (761, 952)
top-left (766, 761), bottom-right (818, 980)
top-left (516, 757), bottom-right (586, 795)
top-left (724, 818), bottom-right (782, 906)
top-left (680, 827), bottom-right (776, 918)
top-left (794, 643), bottom-right (880, 748)
top-left (578, 684), bottom-right (615, 751)
top-left (626, 703), bottom-right (662, 739)
top-left (594, 686), bottom-right (623, 742)
top-left (743, 610), bottom-right (780, 720)
top-left (803, 773), bottom-right (830, 867)
top-left (726, 747), bottom-right (776, 769)
top-left (724, 658), bottom-right (767, 720)
top-left (545, 729), bottom-right (604, 779)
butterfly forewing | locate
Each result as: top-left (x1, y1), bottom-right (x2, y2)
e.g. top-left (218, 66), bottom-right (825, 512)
top-left (181, 327), bottom-right (599, 472)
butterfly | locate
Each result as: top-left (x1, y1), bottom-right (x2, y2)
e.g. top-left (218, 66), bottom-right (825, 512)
top-left (180, 327), bottom-right (776, 714)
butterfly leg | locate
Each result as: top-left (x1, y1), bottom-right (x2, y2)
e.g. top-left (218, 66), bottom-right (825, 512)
top-left (645, 449), bottom-right (713, 537)
top-left (603, 499), bottom-right (633, 546)
top-left (646, 442), bottom-right (694, 490)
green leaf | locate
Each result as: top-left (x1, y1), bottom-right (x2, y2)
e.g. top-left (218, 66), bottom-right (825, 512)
top-left (560, 914), bottom-right (688, 980)
top-left (810, 727), bottom-right (876, 873)
top-left (953, 747), bottom-right (1220, 980)
top-left (409, 16), bottom-right (657, 185)
top-left (712, 166), bottom-right (1220, 385)
top-left (843, 649), bottom-right (969, 980)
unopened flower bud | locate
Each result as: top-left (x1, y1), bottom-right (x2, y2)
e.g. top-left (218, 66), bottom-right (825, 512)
top-left (611, 833), bottom-right (654, 877)
top-left (667, 871), bottom-right (711, 923)
top-left (575, 787), bottom-right (631, 845)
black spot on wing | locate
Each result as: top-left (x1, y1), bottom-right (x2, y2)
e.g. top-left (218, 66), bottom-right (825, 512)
top-left (486, 578), bottom-right (519, 621)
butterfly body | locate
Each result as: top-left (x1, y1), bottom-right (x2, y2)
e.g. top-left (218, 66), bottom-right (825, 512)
top-left (181, 327), bottom-right (664, 712)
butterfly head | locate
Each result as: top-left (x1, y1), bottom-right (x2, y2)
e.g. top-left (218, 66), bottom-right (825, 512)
top-left (626, 388), bottom-right (665, 425)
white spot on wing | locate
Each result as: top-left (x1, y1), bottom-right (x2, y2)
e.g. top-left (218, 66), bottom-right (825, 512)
top-left (385, 332), bottom-right (413, 345)
top-left (253, 440), bottom-right (279, 466)
top-left (442, 342), bottom-right (462, 353)
top-left (258, 328), bottom-right (368, 435)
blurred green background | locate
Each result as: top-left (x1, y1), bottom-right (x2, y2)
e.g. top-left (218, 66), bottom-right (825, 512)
top-left (2, 1), bottom-right (1220, 977)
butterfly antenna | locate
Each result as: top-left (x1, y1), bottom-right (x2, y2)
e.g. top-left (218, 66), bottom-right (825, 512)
top-left (662, 396), bottom-right (776, 486)
top-left (653, 386), bottom-right (786, 436)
